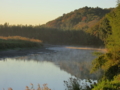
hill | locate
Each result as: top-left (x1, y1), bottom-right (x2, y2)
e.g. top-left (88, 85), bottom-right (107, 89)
top-left (0, 6), bottom-right (113, 47)
top-left (45, 6), bottom-right (113, 31)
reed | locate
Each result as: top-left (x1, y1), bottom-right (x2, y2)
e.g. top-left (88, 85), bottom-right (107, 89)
top-left (5, 83), bottom-right (51, 90)
top-left (0, 36), bottom-right (43, 50)
top-left (0, 36), bottom-right (42, 43)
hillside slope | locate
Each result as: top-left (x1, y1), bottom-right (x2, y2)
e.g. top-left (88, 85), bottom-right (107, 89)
top-left (45, 6), bottom-right (113, 31)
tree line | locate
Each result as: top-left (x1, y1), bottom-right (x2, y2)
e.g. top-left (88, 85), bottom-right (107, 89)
top-left (0, 23), bottom-right (104, 47)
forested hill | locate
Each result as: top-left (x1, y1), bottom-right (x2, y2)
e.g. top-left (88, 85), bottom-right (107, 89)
top-left (45, 6), bottom-right (113, 31)
top-left (0, 6), bottom-right (114, 47)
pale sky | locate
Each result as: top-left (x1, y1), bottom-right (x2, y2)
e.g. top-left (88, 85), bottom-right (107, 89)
top-left (0, 0), bottom-right (116, 25)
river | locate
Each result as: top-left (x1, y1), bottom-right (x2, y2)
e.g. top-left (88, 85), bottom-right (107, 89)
top-left (0, 45), bottom-right (105, 90)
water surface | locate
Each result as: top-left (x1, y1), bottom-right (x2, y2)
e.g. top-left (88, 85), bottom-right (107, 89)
top-left (0, 46), bottom-right (104, 90)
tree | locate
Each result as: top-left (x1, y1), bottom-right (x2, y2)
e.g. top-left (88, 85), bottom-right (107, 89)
top-left (4, 22), bottom-right (9, 27)
top-left (91, 4), bottom-right (120, 90)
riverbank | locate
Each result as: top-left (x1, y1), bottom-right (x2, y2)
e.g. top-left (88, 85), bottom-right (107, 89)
top-left (0, 44), bottom-right (106, 59)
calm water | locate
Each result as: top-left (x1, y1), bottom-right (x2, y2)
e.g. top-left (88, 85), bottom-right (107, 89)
top-left (0, 46), bottom-right (104, 90)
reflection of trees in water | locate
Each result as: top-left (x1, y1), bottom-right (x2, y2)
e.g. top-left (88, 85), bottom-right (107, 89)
top-left (11, 54), bottom-right (102, 79)
top-left (59, 61), bottom-right (102, 80)
top-left (9, 47), bottom-right (103, 79)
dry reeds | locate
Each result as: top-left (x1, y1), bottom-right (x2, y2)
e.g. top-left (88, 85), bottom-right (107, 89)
top-left (0, 36), bottom-right (42, 43)
top-left (0, 36), bottom-right (43, 49)
top-left (5, 83), bottom-right (51, 90)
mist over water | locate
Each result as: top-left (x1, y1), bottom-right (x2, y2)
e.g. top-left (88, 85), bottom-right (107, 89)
top-left (0, 46), bottom-right (104, 90)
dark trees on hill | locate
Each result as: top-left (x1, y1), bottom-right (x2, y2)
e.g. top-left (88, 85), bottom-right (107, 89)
top-left (0, 24), bottom-right (103, 47)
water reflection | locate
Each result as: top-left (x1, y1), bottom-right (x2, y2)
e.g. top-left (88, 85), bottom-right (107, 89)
top-left (14, 46), bottom-right (102, 79)
top-left (0, 59), bottom-right (72, 90)
top-left (0, 46), bottom-right (103, 90)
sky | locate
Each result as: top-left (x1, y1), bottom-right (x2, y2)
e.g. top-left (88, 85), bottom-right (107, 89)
top-left (0, 0), bottom-right (116, 25)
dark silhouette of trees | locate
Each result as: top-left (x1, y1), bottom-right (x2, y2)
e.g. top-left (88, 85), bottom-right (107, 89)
top-left (0, 23), bottom-right (103, 47)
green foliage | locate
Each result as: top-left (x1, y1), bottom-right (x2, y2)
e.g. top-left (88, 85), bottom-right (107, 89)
top-left (106, 5), bottom-right (120, 52)
top-left (92, 74), bottom-right (120, 90)
top-left (92, 80), bottom-right (118, 90)
top-left (91, 55), bottom-right (106, 73)
top-left (87, 17), bottom-right (112, 41)
top-left (104, 65), bottom-right (120, 80)
top-left (91, 4), bottom-right (120, 90)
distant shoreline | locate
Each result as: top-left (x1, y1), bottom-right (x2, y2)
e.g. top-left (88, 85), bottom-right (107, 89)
top-left (0, 45), bottom-right (106, 59)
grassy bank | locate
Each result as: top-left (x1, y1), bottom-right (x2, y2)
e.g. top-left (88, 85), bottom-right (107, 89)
top-left (0, 36), bottom-right (43, 50)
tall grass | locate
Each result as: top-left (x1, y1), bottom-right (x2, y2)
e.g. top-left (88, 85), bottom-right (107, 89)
top-left (0, 36), bottom-right (43, 50)
top-left (0, 36), bottom-right (42, 43)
